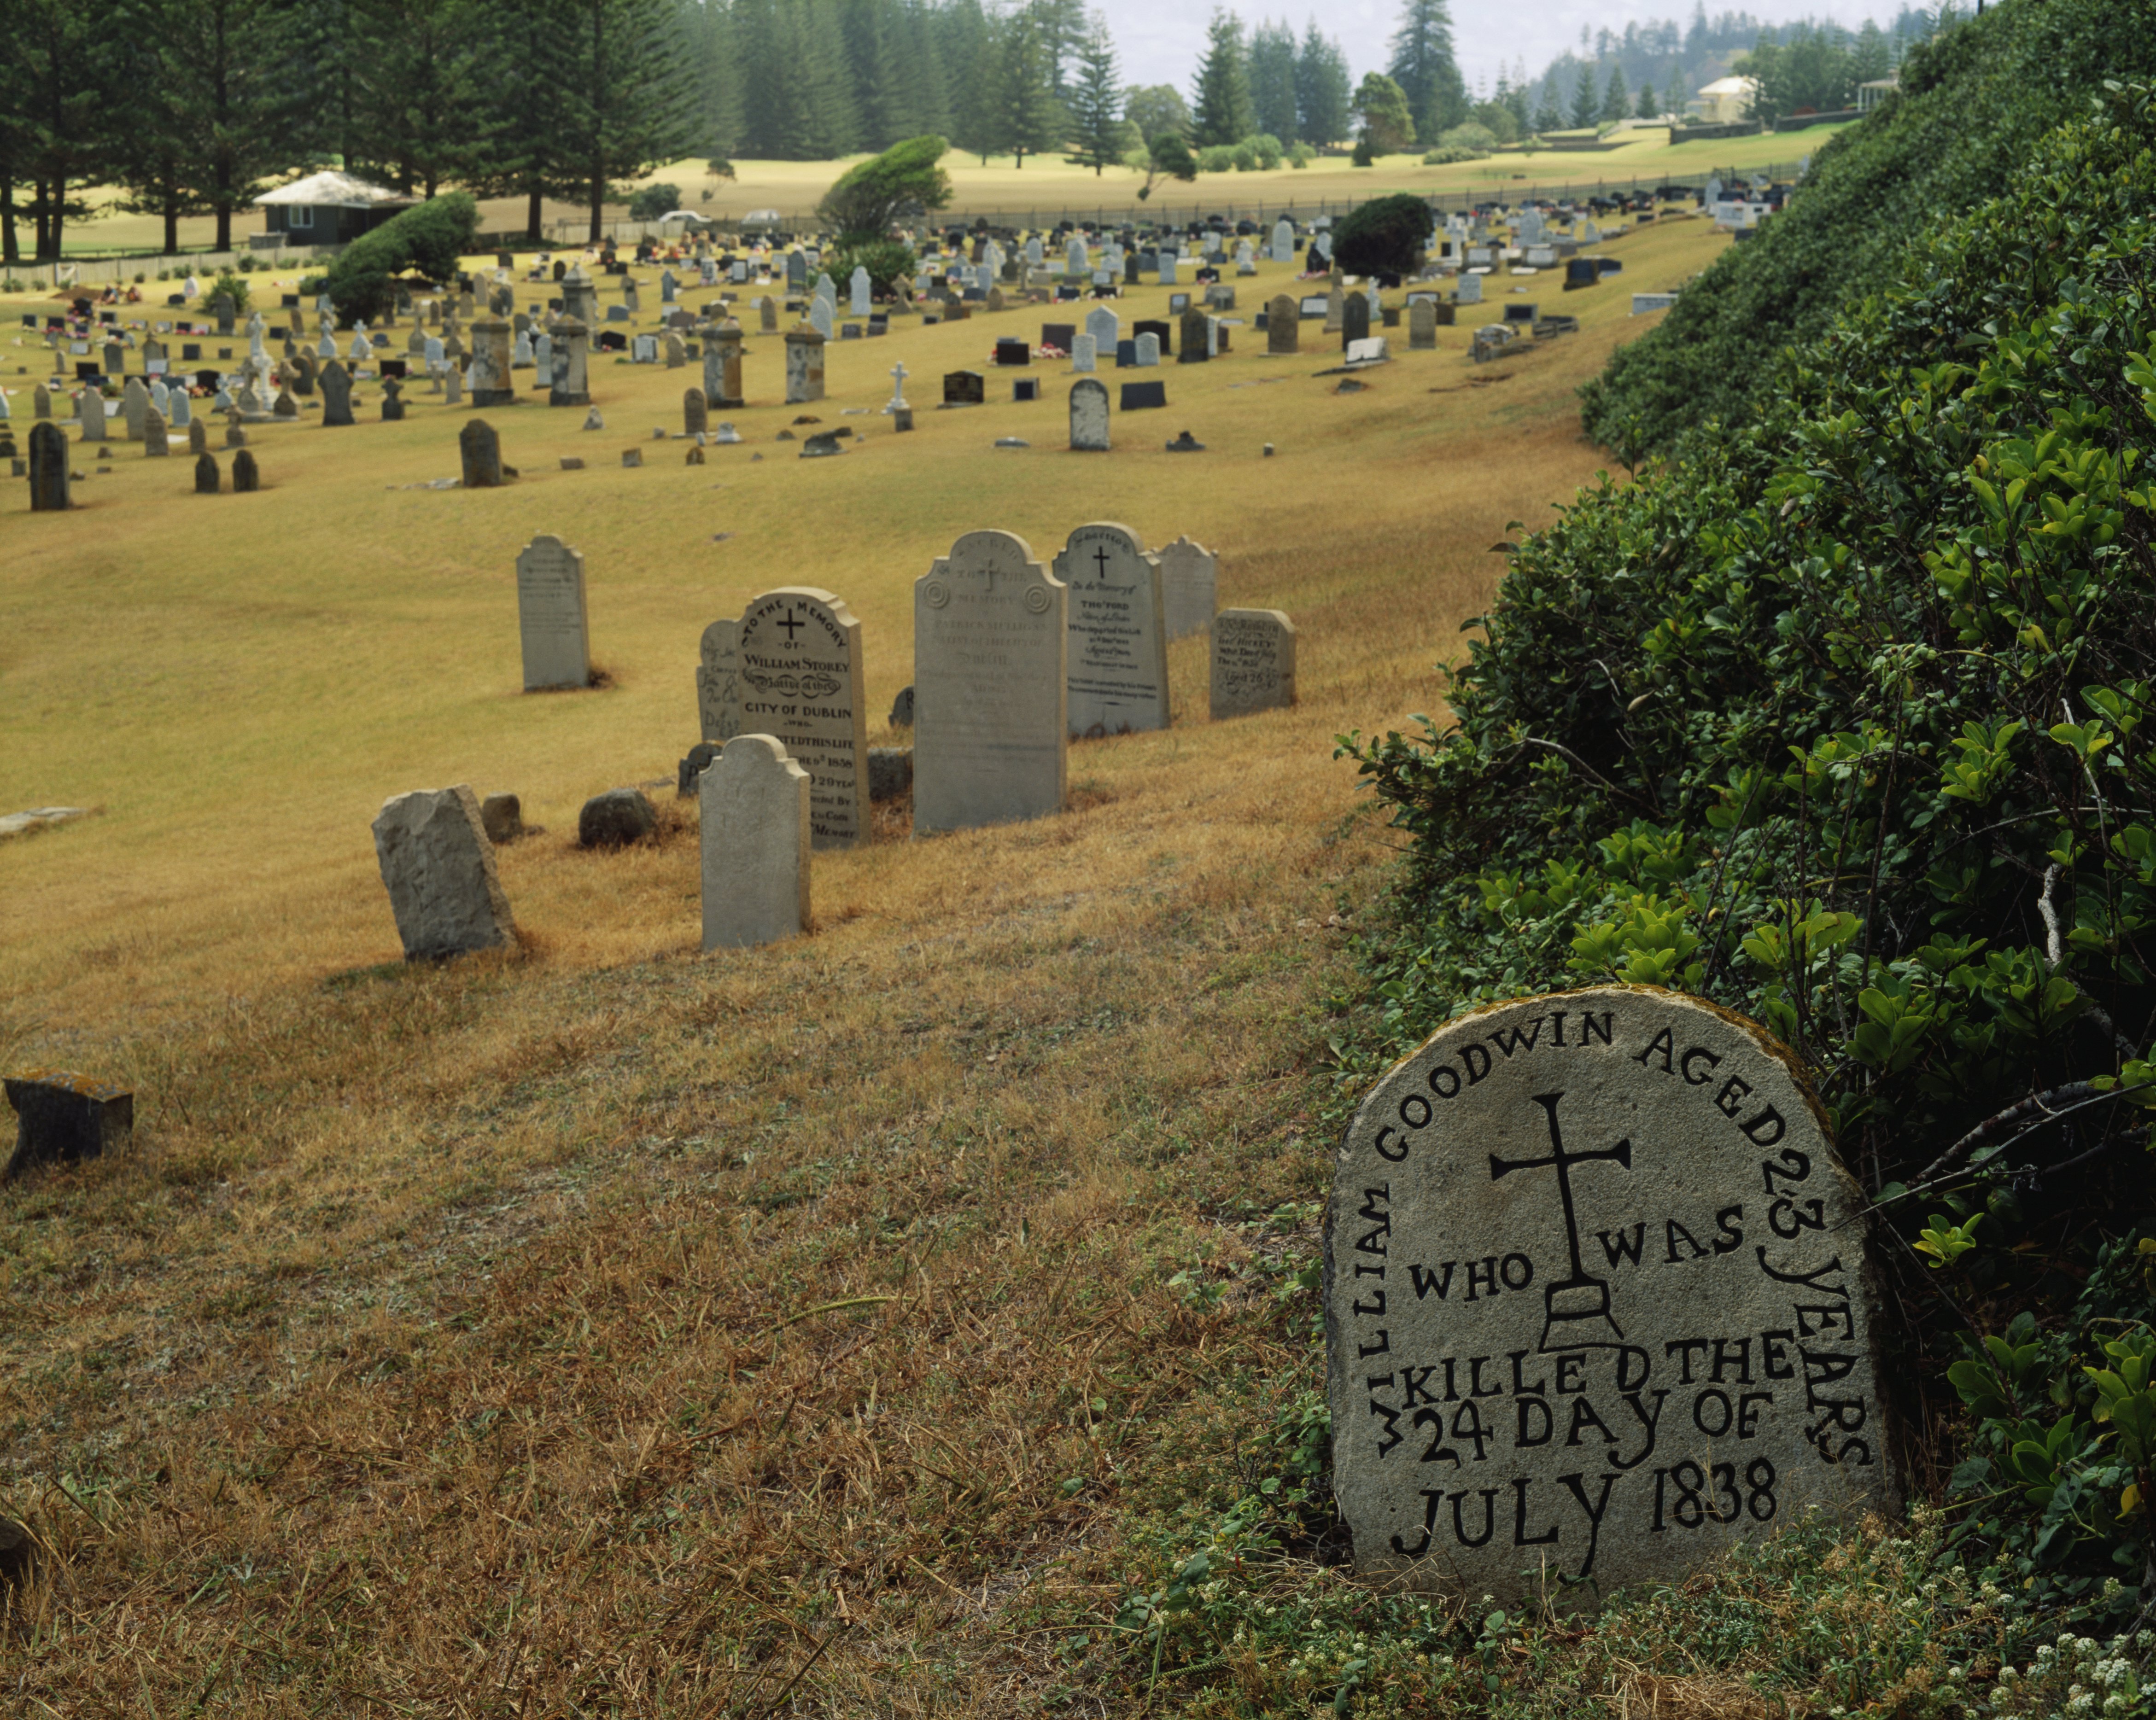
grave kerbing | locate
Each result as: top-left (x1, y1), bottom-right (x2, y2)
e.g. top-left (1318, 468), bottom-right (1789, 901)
top-left (1326, 986), bottom-right (1895, 1605)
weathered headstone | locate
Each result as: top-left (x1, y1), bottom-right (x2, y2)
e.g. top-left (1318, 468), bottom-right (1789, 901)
top-left (1410, 298), bottom-right (1439, 349)
top-left (142, 407), bottom-right (169, 456)
top-left (1068, 377), bottom-right (1109, 452)
top-left (579, 788), bottom-right (655, 848)
top-left (194, 451), bottom-right (219, 494)
top-left (321, 361), bottom-right (354, 426)
top-left (460, 418), bottom-right (509, 488)
top-left (1326, 987), bottom-right (1893, 1604)
top-left (735, 588), bottom-right (868, 850)
top-left (549, 320), bottom-right (590, 406)
top-left (1269, 293), bottom-right (1301, 355)
top-left (27, 422), bottom-right (70, 512)
top-left (1343, 293), bottom-right (1372, 350)
top-left (684, 386), bottom-right (708, 437)
top-left (231, 449), bottom-right (260, 491)
top-left (187, 419), bottom-right (208, 457)
top-left (470, 318), bottom-right (515, 405)
top-left (516, 535), bottom-right (590, 691)
top-left (123, 377), bottom-right (150, 440)
top-left (76, 390), bottom-right (106, 443)
top-left (1210, 608), bottom-right (1295, 717)
top-left (697, 617), bottom-right (742, 742)
top-left (913, 531), bottom-right (1068, 834)
top-left (701, 735), bottom-right (812, 950)
top-left (1178, 307), bottom-right (1210, 364)
top-left (707, 319), bottom-right (745, 407)
top-left (372, 785), bottom-right (517, 961)
top-left (4, 1071), bottom-right (133, 1180)
top-left (784, 325), bottom-right (825, 404)
top-left (1158, 536), bottom-right (1217, 641)
top-left (1055, 523), bottom-right (1169, 738)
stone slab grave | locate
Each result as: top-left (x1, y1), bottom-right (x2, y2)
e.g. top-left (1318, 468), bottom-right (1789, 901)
top-left (913, 530), bottom-right (1068, 834)
top-left (734, 588), bottom-right (868, 850)
top-left (1054, 523), bottom-right (1169, 738)
top-left (516, 534), bottom-right (591, 691)
top-left (701, 735), bottom-right (812, 950)
top-left (1158, 536), bottom-right (1217, 641)
top-left (1326, 987), bottom-right (1895, 1605)
top-left (5, 1070), bottom-right (133, 1180)
top-left (1210, 608), bottom-right (1295, 717)
top-left (371, 785), bottom-right (517, 962)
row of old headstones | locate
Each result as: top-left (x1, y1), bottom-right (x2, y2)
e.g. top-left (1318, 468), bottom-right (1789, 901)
top-left (24, 420), bottom-right (259, 509)
top-left (385, 529), bottom-right (1296, 967)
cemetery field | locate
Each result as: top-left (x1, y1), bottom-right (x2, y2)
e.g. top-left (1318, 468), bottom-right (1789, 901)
top-left (0, 220), bottom-right (1743, 1710)
top-left (46, 128), bottom-right (1839, 258)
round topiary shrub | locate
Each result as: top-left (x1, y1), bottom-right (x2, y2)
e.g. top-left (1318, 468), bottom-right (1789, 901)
top-left (1333, 191), bottom-right (1432, 275)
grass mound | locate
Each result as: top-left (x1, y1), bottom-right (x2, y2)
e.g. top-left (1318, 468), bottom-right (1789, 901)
top-left (1580, 0), bottom-right (2156, 457)
top-left (1348, 78), bottom-right (2156, 1610)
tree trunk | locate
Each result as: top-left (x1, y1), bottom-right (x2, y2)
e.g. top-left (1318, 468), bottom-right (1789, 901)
top-left (1, 179), bottom-right (17, 265)
top-left (164, 192), bottom-right (180, 255)
top-left (526, 186), bottom-right (544, 243)
top-left (589, 168), bottom-right (604, 244)
top-left (216, 201), bottom-right (232, 252)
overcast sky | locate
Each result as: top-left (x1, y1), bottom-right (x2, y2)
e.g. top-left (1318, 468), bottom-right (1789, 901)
top-left (1090, 0), bottom-right (1916, 97)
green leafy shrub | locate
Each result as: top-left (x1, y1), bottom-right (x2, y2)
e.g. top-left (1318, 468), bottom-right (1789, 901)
top-left (821, 238), bottom-right (916, 299)
top-left (209, 269), bottom-right (251, 314)
top-left (1197, 144), bottom-right (1235, 172)
top-left (1332, 191), bottom-right (1431, 276)
top-left (1340, 78), bottom-right (2156, 1586)
top-left (626, 182), bottom-right (682, 222)
top-left (1420, 146), bottom-right (1485, 164)
top-left (236, 255), bottom-right (258, 272)
top-left (322, 192), bottom-right (479, 324)
top-left (818, 136), bottom-right (952, 239)
top-left (1582, 0), bottom-right (2156, 456)
top-left (1288, 142), bottom-right (1314, 169)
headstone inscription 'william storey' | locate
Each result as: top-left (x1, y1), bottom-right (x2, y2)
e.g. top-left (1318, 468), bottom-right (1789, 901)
top-left (733, 588), bottom-right (868, 850)
top-left (1053, 522), bottom-right (1169, 738)
top-left (1327, 987), bottom-right (1895, 1605)
top-left (515, 534), bottom-right (590, 690)
top-left (913, 531), bottom-right (1067, 834)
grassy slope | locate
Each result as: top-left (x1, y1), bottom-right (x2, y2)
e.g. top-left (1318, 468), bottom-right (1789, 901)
top-left (0, 226), bottom-right (1848, 1711)
top-left (39, 128), bottom-right (1841, 258)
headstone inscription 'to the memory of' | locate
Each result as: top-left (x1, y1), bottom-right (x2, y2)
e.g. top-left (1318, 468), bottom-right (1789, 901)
top-left (1327, 986), bottom-right (1894, 1604)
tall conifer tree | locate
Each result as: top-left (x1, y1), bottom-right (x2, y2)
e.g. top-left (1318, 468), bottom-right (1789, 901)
top-left (1385, 0), bottom-right (1465, 145)
top-left (1294, 18), bottom-right (1349, 147)
top-left (1063, 16), bottom-right (1122, 173)
top-left (1191, 9), bottom-right (1253, 146)
top-left (1247, 17), bottom-right (1299, 142)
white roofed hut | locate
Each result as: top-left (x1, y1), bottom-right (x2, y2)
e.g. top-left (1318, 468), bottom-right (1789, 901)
top-left (253, 172), bottom-right (418, 247)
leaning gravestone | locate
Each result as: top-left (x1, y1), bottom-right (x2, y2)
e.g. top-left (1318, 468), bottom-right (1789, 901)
top-left (516, 535), bottom-right (590, 690)
top-left (460, 418), bottom-right (508, 488)
top-left (734, 588), bottom-right (869, 850)
top-left (1157, 536), bottom-right (1217, 641)
top-left (1326, 986), bottom-right (1894, 1605)
top-left (1210, 608), bottom-right (1295, 717)
top-left (1053, 522), bottom-right (1169, 738)
top-left (372, 785), bottom-right (517, 962)
top-left (697, 616), bottom-right (742, 742)
top-left (913, 531), bottom-right (1068, 834)
top-left (701, 734), bottom-right (812, 950)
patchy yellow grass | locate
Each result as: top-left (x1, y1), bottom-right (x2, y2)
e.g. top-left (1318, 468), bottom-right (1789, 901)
top-left (0, 218), bottom-right (1725, 1711)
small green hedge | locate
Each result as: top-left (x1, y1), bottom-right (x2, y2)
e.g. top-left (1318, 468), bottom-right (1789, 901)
top-left (323, 192), bottom-right (480, 324)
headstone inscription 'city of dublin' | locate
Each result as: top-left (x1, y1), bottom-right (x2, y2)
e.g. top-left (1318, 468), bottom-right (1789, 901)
top-left (734, 587), bottom-right (868, 850)
top-left (1327, 987), bottom-right (1893, 1604)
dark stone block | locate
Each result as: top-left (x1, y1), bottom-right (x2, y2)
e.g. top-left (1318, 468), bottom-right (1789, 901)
top-left (868, 747), bottom-right (913, 802)
top-left (889, 684), bottom-right (914, 726)
top-left (678, 744), bottom-right (721, 797)
top-left (1119, 380), bottom-right (1167, 410)
top-left (5, 1070), bottom-right (132, 1179)
top-left (579, 788), bottom-right (657, 847)
top-left (481, 793), bottom-right (524, 840)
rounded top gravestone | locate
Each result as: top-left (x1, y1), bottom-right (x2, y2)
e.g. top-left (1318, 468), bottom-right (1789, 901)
top-left (1326, 985), bottom-right (1895, 1606)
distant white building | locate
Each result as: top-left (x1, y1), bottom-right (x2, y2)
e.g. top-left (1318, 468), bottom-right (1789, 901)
top-left (1688, 76), bottom-right (1761, 125)
top-left (1857, 76), bottom-right (1900, 113)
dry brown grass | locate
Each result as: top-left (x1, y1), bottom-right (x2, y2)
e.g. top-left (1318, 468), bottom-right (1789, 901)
top-left (0, 222), bottom-right (1731, 1713)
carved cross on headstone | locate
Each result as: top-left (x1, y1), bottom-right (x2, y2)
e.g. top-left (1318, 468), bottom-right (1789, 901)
top-left (1489, 1092), bottom-right (1632, 1348)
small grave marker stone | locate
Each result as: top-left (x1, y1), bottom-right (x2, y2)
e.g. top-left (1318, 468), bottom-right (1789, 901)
top-left (1210, 609), bottom-right (1294, 717)
top-left (1158, 536), bottom-right (1216, 641)
top-left (701, 735), bottom-right (812, 950)
top-left (516, 535), bottom-right (590, 690)
top-left (372, 786), bottom-right (517, 961)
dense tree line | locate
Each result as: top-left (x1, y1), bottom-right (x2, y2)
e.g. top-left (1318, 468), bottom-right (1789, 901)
top-left (0, 0), bottom-right (1390, 262)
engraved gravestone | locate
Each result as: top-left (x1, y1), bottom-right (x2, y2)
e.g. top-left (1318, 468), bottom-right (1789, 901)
top-left (697, 617), bottom-right (742, 742)
top-left (913, 530), bottom-right (1067, 834)
top-left (701, 735), bottom-right (812, 950)
top-left (734, 588), bottom-right (868, 851)
top-left (1053, 522), bottom-right (1169, 738)
top-left (1327, 987), bottom-right (1894, 1606)
top-left (1209, 608), bottom-right (1295, 717)
top-left (516, 535), bottom-right (590, 690)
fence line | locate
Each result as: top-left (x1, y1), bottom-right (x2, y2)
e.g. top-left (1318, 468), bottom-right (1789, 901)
top-left (6, 244), bottom-right (338, 290)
